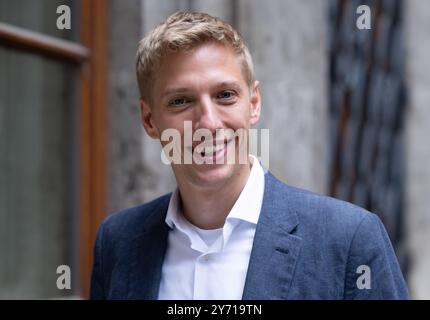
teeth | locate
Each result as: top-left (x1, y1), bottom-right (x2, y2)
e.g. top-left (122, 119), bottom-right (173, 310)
top-left (205, 144), bottom-right (224, 154)
top-left (195, 142), bottom-right (226, 156)
top-left (194, 145), bottom-right (204, 154)
top-left (215, 143), bottom-right (225, 152)
top-left (204, 146), bottom-right (214, 154)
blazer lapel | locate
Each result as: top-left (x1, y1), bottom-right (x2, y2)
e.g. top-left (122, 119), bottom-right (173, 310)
top-left (127, 196), bottom-right (171, 299)
top-left (242, 172), bottom-right (302, 299)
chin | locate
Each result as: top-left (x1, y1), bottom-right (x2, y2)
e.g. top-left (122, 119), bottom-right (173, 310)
top-left (187, 163), bottom-right (238, 188)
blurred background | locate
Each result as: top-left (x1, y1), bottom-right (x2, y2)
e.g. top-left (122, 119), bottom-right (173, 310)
top-left (0, 0), bottom-right (429, 299)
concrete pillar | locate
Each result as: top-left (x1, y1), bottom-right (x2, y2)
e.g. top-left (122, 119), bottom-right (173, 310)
top-left (107, 0), bottom-right (147, 212)
top-left (190, 0), bottom-right (235, 24)
top-left (237, 0), bottom-right (329, 193)
top-left (405, 0), bottom-right (430, 299)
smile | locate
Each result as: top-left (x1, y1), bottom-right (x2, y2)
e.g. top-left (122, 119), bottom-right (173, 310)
top-left (193, 140), bottom-right (230, 157)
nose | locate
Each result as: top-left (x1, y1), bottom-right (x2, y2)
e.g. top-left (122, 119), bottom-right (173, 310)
top-left (193, 95), bottom-right (223, 133)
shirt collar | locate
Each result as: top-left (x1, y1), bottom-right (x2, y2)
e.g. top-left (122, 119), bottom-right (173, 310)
top-left (165, 188), bottom-right (183, 230)
top-left (224, 154), bottom-right (265, 225)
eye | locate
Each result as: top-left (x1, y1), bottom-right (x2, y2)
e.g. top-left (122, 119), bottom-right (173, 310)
top-left (216, 90), bottom-right (237, 102)
top-left (168, 97), bottom-right (191, 107)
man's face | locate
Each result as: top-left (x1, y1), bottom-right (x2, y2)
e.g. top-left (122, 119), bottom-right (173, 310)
top-left (140, 41), bottom-right (261, 189)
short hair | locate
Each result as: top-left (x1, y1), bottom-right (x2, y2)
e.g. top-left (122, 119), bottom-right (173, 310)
top-left (136, 11), bottom-right (255, 103)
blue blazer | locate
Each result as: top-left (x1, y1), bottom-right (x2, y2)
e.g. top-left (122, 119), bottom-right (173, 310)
top-left (90, 172), bottom-right (408, 299)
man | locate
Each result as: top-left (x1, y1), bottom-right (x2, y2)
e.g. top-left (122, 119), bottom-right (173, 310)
top-left (90, 11), bottom-right (408, 299)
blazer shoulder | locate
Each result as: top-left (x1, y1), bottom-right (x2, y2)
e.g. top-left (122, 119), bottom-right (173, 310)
top-left (275, 180), bottom-right (408, 299)
top-left (293, 185), bottom-right (370, 224)
top-left (266, 173), bottom-right (374, 238)
top-left (99, 193), bottom-right (171, 241)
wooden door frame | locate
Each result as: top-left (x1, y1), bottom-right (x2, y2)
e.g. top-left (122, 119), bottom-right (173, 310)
top-left (79, 0), bottom-right (107, 299)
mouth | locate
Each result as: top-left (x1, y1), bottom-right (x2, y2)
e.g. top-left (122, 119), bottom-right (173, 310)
top-left (191, 139), bottom-right (233, 162)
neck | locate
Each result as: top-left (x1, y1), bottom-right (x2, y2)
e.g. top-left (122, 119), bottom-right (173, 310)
top-left (175, 164), bottom-right (252, 230)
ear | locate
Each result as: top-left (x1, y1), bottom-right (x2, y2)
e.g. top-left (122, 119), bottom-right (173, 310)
top-left (249, 80), bottom-right (261, 126)
top-left (140, 99), bottom-right (160, 139)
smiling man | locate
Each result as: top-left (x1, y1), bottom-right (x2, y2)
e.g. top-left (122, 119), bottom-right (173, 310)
top-left (90, 11), bottom-right (408, 300)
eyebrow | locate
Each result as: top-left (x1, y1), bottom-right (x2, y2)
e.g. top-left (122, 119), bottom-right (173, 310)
top-left (215, 81), bottom-right (242, 92)
top-left (161, 81), bottom-right (243, 99)
top-left (162, 87), bottom-right (190, 98)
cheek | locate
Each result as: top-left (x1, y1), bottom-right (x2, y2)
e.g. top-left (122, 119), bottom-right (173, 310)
top-left (225, 116), bottom-right (251, 132)
top-left (227, 105), bottom-right (252, 128)
top-left (154, 113), bottom-right (182, 131)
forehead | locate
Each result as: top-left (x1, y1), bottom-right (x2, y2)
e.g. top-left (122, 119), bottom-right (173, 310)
top-left (152, 42), bottom-right (246, 97)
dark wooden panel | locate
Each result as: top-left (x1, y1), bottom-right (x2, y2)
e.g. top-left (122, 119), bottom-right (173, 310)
top-left (0, 22), bottom-right (89, 62)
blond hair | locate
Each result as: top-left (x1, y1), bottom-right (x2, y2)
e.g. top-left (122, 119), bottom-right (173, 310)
top-left (136, 11), bottom-right (255, 103)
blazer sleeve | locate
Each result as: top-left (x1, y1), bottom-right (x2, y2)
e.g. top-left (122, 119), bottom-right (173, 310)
top-left (343, 213), bottom-right (409, 299)
top-left (89, 222), bottom-right (105, 300)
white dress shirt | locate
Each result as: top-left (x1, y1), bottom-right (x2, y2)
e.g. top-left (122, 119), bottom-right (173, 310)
top-left (158, 155), bottom-right (265, 300)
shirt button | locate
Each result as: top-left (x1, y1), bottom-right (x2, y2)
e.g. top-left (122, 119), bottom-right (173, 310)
top-left (203, 255), bottom-right (210, 262)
